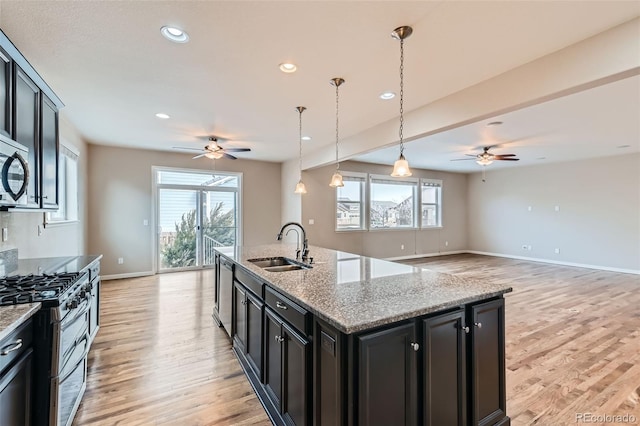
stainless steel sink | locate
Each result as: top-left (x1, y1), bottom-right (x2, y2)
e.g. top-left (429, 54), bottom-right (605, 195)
top-left (248, 257), bottom-right (311, 272)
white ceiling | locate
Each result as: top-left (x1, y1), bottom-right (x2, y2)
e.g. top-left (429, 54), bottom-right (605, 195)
top-left (0, 1), bottom-right (638, 168)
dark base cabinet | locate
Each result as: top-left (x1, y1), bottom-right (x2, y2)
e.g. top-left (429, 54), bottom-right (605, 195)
top-left (0, 320), bottom-right (34, 426)
top-left (222, 260), bottom-right (509, 426)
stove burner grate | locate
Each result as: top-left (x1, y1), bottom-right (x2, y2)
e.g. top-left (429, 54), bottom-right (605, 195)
top-left (0, 272), bottom-right (82, 306)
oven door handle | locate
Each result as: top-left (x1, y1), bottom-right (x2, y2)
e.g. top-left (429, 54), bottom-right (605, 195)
top-left (59, 332), bottom-right (90, 380)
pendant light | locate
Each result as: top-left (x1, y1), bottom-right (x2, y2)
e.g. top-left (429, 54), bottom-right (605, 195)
top-left (390, 25), bottom-right (413, 177)
top-left (329, 77), bottom-right (345, 188)
top-left (294, 106), bottom-right (308, 194)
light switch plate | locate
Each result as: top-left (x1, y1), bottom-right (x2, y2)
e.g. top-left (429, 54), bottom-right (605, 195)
top-left (308, 219), bottom-right (314, 225)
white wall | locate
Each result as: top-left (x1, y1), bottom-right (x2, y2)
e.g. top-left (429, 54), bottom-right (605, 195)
top-left (301, 161), bottom-right (468, 258)
top-left (467, 154), bottom-right (640, 272)
top-left (0, 115), bottom-right (88, 258)
top-left (87, 145), bottom-right (282, 277)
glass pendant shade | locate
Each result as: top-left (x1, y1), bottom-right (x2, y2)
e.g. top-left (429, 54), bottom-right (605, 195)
top-left (205, 151), bottom-right (224, 160)
top-left (294, 180), bottom-right (307, 194)
top-left (329, 171), bottom-right (344, 187)
top-left (391, 154), bottom-right (412, 177)
top-left (476, 157), bottom-right (493, 166)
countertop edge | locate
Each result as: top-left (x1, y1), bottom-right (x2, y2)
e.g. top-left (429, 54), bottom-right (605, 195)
top-left (0, 302), bottom-right (41, 341)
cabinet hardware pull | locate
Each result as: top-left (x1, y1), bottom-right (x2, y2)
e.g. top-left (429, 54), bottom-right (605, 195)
top-left (276, 301), bottom-right (288, 310)
top-left (474, 322), bottom-right (482, 329)
top-left (274, 335), bottom-right (285, 343)
top-left (410, 342), bottom-right (419, 351)
top-left (1, 339), bottom-right (23, 356)
top-left (462, 326), bottom-right (470, 333)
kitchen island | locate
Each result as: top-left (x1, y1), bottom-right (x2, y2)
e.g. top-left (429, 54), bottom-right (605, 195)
top-left (213, 244), bottom-right (512, 426)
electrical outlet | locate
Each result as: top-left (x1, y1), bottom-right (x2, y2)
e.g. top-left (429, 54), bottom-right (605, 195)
top-left (527, 206), bottom-right (532, 212)
top-left (554, 205), bottom-right (560, 212)
top-left (445, 241), bottom-right (449, 247)
top-left (308, 219), bottom-right (314, 225)
top-left (527, 245), bottom-right (532, 251)
top-left (118, 257), bottom-right (124, 264)
top-left (554, 248), bottom-right (560, 254)
top-left (1, 227), bottom-right (7, 242)
top-left (400, 244), bottom-right (405, 250)
top-left (143, 219), bottom-right (149, 226)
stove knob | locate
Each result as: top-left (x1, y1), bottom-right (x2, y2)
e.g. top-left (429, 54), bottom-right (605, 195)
top-left (79, 290), bottom-right (87, 298)
top-left (67, 299), bottom-right (79, 309)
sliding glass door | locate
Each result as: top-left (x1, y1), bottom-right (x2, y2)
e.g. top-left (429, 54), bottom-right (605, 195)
top-left (156, 168), bottom-right (240, 272)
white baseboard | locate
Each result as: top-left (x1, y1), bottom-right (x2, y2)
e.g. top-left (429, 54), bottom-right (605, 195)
top-left (102, 271), bottom-right (155, 281)
top-left (466, 250), bottom-right (640, 275)
top-left (385, 250), bottom-right (467, 261)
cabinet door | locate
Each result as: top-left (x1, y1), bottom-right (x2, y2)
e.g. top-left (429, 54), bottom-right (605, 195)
top-left (358, 322), bottom-right (418, 426)
top-left (470, 299), bottom-right (507, 426)
top-left (423, 309), bottom-right (466, 426)
top-left (40, 94), bottom-right (58, 209)
top-left (14, 65), bottom-right (39, 208)
top-left (245, 291), bottom-right (263, 379)
top-left (233, 283), bottom-right (247, 351)
top-left (0, 47), bottom-right (10, 139)
top-left (264, 308), bottom-right (283, 409)
top-left (282, 322), bottom-right (310, 426)
top-left (0, 348), bottom-right (33, 426)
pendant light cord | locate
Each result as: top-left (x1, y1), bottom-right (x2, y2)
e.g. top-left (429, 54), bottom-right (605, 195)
top-left (298, 108), bottom-right (303, 179)
top-left (335, 82), bottom-right (340, 170)
top-left (399, 37), bottom-right (405, 156)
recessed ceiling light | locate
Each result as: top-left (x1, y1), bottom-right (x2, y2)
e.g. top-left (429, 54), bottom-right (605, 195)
top-left (379, 92), bottom-right (395, 100)
top-left (160, 26), bottom-right (189, 43)
top-left (155, 113), bottom-right (170, 119)
top-left (279, 63), bottom-right (297, 73)
top-left (617, 144), bottom-right (631, 148)
top-left (487, 121), bottom-right (503, 126)
top-left (301, 136), bottom-right (312, 141)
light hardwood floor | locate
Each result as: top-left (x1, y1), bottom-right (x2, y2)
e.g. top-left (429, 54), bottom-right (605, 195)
top-left (73, 255), bottom-right (640, 425)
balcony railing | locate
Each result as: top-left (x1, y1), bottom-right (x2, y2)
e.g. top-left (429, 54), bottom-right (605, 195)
top-left (203, 234), bottom-right (225, 265)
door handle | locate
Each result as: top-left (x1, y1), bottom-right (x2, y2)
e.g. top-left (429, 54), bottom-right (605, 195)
top-left (474, 322), bottom-right (482, 329)
top-left (1, 339), bottom-right (23, 356)
top-left (276, 301), bottom-right (288, 310)
top-left (410, 342), bottom-right (419, 352)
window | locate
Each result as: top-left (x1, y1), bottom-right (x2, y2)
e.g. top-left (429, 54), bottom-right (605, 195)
top-left (335, 173), bottom-right (366, 231)
top-left (369, 175), bottom-right (418, 229)
top-left (45, 142), bottom-right (78, 225)
top-left (421, 179), bottom-right (442, 228)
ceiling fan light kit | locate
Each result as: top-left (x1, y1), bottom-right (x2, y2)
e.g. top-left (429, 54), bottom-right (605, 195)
top-left (329, 77), bottom-right (345, 188)
top-left (390, 25), bottom-right (413, 178)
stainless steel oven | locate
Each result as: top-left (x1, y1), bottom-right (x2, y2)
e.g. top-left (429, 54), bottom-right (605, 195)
top-left (0, 138), bottom-right (29, 207)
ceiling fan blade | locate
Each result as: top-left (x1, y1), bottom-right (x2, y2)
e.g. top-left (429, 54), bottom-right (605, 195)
top-left (496, 158), bottom-right (520, 161)
top-left (450, 158), bottom-right (477, 161)
top-left (172, 146), bottom-right (204, 151)
top-left (192, 153), bottom-right (207, 159)
top-left (222, 148), bottom-right (251, 152)
top-left (464, 154), bottom-right (478, 157)
top-left (223, 153), bottom-right (238, 160)
top-left (494, 154), bottom-right (516, 158)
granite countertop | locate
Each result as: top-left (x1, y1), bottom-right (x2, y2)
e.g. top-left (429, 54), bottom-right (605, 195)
top-left (0, 303), bottom-right (40, 341)
top-left (2, 254), bottom-right (102, 277)
top-left (216, 244), bottom-right (512, 334)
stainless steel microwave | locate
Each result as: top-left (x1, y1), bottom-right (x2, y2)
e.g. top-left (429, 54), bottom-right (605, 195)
top-left (0, 138), bottom-right (29, 207)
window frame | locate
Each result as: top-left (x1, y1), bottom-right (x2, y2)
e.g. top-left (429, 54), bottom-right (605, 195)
top-left (420, 178), bottom-right (443, 229)
top-left (335, 171), bottom-right (367, 232)
top-left (368, 174), bottom-right (419, 230)
top-left (44, 141), bottom-right (79, 227)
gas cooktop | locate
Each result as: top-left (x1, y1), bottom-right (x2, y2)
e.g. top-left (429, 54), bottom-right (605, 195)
top-left (0, 272), bottom-right (82, 306)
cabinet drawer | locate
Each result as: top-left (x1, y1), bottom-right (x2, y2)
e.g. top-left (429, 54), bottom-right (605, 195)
top-left (235, 267), bottom-right (263, 299)
top-left (88, 261), bottom-right (100, 282)
top-left (0, 320), bottom-right (32, 374)
top-left (265, 286), bottom-right (311, 336)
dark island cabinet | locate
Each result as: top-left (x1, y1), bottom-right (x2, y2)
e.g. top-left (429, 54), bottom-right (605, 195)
top-left (0, 46), bottom-right (11, 140)
top-left (13, 65), bottom-right (40, 208)
top-left (233, 282), bottom-right (264, 379)
top-left (470, 299), bottom-right (508, 426)
top-left (357, 322), bottom-right (418, 426)
top-left (39, 93), bottom-right (58, 209)
top-left (264, 306), bottom-right (311, 426)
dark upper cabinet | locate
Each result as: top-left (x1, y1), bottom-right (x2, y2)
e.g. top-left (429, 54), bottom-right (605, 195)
top-left (39, 94), bottom-right (58, 209)
top-left (423, 309), bottom-right (467, 426)
top-left (13, 65), bottom-right (39, 208)
top-left (0, 46), bottom-right (10, 140)
top-left (469, 298), bottom-right (507, 426)
top-left (357, 322), bottom-right (418, 426)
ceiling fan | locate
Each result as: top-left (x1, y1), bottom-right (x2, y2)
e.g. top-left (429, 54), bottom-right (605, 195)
top-left (173, 137), bottom-right (251, 160)
top-left (451, 146), bottom-right (519, 165)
